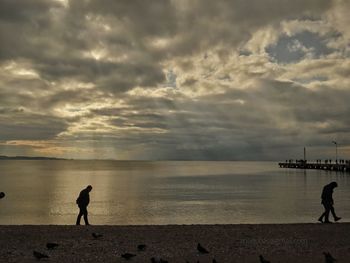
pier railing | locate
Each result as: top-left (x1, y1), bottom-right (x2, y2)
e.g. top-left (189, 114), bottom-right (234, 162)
top-left (278, 160), bottom-right (350, 172)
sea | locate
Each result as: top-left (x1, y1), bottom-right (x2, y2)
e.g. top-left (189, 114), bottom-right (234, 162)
top-left (0, 160), bottom-right (349, 225)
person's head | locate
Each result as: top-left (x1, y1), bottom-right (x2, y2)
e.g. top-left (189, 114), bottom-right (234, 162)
top-left (0, 192), bottom-right (5, 199)
top-left (86, 185), bottom-right (93, 192)
top-left (330, 181), bottom-right (338, 188)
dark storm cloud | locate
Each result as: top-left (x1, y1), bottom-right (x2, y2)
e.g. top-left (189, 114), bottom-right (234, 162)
top-left (0, 0), bottom-right (333, 95)
top-left (0, 89), bottom-right (34, 108)
top-left (1, 0), bottom-right (332, 63)
top-left (75, 0), bottom-right (177, 36)
top-left (0, 107), bottom-right (24, 114)
top-left (0, 0), bottom-right (348, 159)
top-left (82, 74), bottom-right (350, 160)
top-left (0, 0), bottom-right (60, 60)
top-left (156, 0), bottom-right (332, 56)
top-left (39, 89), bottom-right (92, 108)
top-left (0, 0), bottom-right (167, 94)
top-left (0, 0), bottom-right (59, 22)
top-left (0, 112), bottom-right (68, 140)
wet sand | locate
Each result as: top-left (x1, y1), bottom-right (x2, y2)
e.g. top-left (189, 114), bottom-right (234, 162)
top-left (0, 224), bottom-right (348, 262)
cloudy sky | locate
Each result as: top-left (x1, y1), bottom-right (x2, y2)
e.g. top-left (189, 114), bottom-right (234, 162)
top-left (0, 0), bottom-right (350, 160)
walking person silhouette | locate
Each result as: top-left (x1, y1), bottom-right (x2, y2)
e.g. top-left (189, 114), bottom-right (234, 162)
top-left (318, 182), bottom-right (341, 223)
top-left (76, 185), bottom-right (92, 225)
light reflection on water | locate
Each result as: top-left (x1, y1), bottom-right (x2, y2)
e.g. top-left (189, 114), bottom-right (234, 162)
top-left (0, 160), bottom-right (349, 225)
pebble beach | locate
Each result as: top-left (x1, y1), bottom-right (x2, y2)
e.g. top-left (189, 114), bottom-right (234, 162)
top-left (0, 223), bottom-right (348, 262)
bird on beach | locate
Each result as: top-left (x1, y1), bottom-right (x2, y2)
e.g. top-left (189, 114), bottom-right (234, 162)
top-left (46, 242), bottom-right (59, 250)
top-left (121, 253), bottom-right (136, 260)
top-left (323, 252), bottom-right (337, 263)
top-left (197, 243), bottom-right (209, 254)
top-left (259, 255), bottom-right (271, 263)
top-left (150, 257), bottom-right (168, 263)
top-left (92, 232), bottom-right (103, 239)
top-left (33, 251), bottom-right (49, 260)
top-left (138, 244), bottom-right (147, 251)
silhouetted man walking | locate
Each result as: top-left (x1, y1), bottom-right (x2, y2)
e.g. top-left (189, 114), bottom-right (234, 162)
top-left (318, 182), bottom-right (341, 223)
top-left (76, 185), bottom-right (92, 225)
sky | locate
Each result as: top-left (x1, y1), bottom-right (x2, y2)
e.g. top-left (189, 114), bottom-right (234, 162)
top-left (0, 0), bottom-right (350, 160)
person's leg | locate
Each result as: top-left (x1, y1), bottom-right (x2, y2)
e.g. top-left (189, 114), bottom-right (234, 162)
top-left (319, 202), bottom-right (327, 222)
top-left (76, 207), bottom-right (83, 225)
top-left (82, 207), bottom-right (90, 225)
top-left (330, 205), bottom-right (341, 221)
top-left (324, 203), bottom-right (331, 223)
top-left (318, 211), bottom-right (325, 222)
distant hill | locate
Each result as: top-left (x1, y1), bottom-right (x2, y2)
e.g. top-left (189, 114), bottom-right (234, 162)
top-left (0, 155), bottom-right (66, 160)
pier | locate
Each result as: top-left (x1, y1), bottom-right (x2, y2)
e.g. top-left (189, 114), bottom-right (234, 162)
top-left (279, 160), bottom-right (350, 172)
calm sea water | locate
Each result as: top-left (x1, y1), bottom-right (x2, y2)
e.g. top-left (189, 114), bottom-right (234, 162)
top-left (0, 160), bottom-right (349, 225)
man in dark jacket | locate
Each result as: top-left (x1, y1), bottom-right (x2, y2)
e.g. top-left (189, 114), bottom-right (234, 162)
top-left (76, 185), bottom-right (92, 225)
top-left (318, 182), bottom-right (341, 223)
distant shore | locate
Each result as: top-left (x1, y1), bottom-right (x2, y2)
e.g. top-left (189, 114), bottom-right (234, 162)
top-left (0, 223), bottom-right (349, 262)
top-left (0, 155), bottom-right (66, 160)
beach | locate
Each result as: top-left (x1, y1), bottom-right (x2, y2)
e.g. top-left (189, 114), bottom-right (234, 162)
top-left (0, 223), bottom-right (348, 262)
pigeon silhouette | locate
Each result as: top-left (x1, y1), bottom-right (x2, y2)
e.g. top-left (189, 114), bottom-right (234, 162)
top-left (138, 244), bottom-right (146, 251)
top-left (259, 255), bottom-right (271, 263)
top-left (33, 251), bottom-right (49, 260)
top-left (92, 233), bottom-right (103, 239)
top-left (323, 252), bottom-right (337, 263)
top-left (121, 253), bottom-right (136, 260)
top-left (197, 243), bottom-right (209, 254)
top-left (150, 257), bottom-right (168, 263)
top-left (46, 242), bottom-right (59, 250)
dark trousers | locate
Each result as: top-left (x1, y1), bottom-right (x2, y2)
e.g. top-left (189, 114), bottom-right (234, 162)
top-left (319, 202), bottom-right (337, 222)
top-left (76, 206), bottom-right (89, 225)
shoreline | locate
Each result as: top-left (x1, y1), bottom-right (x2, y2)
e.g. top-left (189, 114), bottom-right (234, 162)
top-left (1, 223), bottom-right (349, 262)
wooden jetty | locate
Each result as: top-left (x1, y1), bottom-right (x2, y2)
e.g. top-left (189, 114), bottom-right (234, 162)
top-left (279, 160), bottom-right (350, 172)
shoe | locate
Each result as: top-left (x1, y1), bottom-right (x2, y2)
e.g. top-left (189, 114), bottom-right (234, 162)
top-left (318, 217), bottom-right (323, 223)
top-left (334, 216), bottom-right (341, 222)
